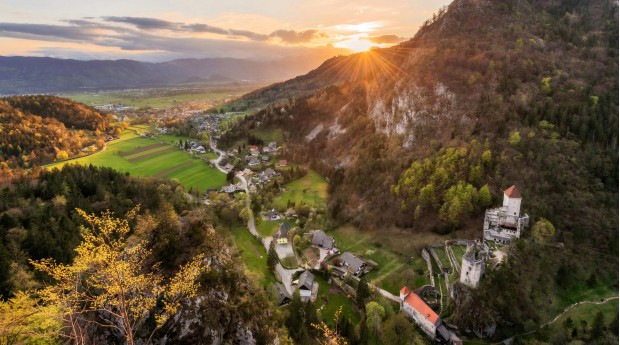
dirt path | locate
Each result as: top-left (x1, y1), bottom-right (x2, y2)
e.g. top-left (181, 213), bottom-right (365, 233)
top-left (497, 296), bottom-right (619, 344)
top-left (153, 161), bottom-right (193, 178)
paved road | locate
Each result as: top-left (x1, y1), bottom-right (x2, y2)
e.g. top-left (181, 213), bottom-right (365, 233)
top-left (209, 139), bottom-right (228, 174)
top-left (238, 172), bottom-right (301, 295)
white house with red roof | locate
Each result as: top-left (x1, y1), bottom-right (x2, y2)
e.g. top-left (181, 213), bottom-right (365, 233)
top-left (483, 185), bottom-right (530, 244)
top-left (399, 287), bottom-right (440, 337)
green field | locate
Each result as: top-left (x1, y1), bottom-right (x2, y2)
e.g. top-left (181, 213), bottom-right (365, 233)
top-left (61, 86), bottom-right (260, 108)
top-left (256, 219), bottom-right (279, 238)
top-left (315, 275), bottom-right (361, 327)
top-left (226, 226), bottom-right (274, 289)
top-left (273, 170), bottom-right (328, 210)
top-left (328, 225), bottom-right (430, 294)
top-left (250, 128), bottom-right (283, 143)
top-left (46, 127), bottom-right (225, 193)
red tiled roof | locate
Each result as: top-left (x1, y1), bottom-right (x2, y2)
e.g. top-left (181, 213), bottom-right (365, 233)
top-left (503, 185), bottom-right (521, 198)
top-left (400, 286), bottom-right (410, 295)
top-left (404, 292), bottom-right (439, 324)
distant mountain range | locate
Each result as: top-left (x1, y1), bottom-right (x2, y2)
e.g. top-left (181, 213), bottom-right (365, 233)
top-left (0, 51), bottom-right (347, 94)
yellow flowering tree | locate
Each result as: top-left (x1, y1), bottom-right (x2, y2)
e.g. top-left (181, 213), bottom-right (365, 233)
top-left (31, 206), bottom-right (207, 345)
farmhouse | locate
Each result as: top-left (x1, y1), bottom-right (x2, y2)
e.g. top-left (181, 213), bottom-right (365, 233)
top-left (221, 184), bottom-right (236, 193)
top-left (399, 287), bottom-right (440, 337)
top-left (276, 283), bottom-right (291, 306)
top-left (483, 185), bottom-right (530, 243)
top-left (278, 159), bottom-right (288, 167)
top-left (311, 230), bottom-right (335, 250)
top-left (274, 222), bottom-right (291, 244)
top-left (248, 157), bottom-right (260, 166)
top-left (297, 270), bottom-right (315, 302)
top-left (268, 209), bottom-right (281, 221)
top-left (338, 252), bottom-right (365, 276)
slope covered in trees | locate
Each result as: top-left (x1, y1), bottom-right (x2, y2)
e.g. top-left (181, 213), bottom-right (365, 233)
top-left (0, 96), bottom-right (112, 169)
top-left (220, 0), bottom-right (618, 339)
top-left (0, 165), bottom-right (279, 343)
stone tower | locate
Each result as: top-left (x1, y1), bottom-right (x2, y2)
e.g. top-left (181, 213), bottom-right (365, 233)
top-left (502, 185), bottom-right (522, 217)
top-left (460, 242), bottom-right (488, 288)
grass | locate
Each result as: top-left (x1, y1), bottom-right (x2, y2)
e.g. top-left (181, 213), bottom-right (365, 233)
top-left (315, 275), bottom-right (361, 327)
top-left (273, 170), bottom-right (328, 210)
top-left (328, 224), bottom-right (430, 294)
top-left (226, 226), bottom-right (274, 289)
top-left (434, 247), bottom-right (451, 269)
top-left (256, 219), bottom-right (279, 238)
top-left (451, 245), bottom-right (467, 262)
top-left (46, 128), bottom-right (226, 193)
top-left (61, 86), bottom-right (259, 108)
top-left (250, 128), bottom-right (283, 143)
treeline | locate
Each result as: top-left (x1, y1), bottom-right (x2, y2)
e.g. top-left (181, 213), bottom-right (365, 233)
top-left (0, 164), bottom-right (192, 298)
top-left (0, 96), bottom-right (114, 169)
top-left (6, 95), bottom-right (111, 131)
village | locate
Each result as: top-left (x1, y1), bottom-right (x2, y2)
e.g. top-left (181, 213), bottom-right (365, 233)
top-left (182, 111), bottom-right (533, 344)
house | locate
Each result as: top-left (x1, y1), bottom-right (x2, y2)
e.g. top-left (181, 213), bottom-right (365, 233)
top-left (261, 155), bottom-right (269, 162)
top-left (221, 184), bottom-right (236, 193)
top-left (262, 146), bottom-right (272, 154)
top-left (274, 222), bottom-right (291, 244)
top-left (248, 157), bottom-right (260, 166)
top-left (268, 209), bottom-right (281, 221)
top-left (338, 252), bottom-right (366, 276)
top-left (278, 159), bottom-right (288, 167)
top-left (311, 230), bottom-right (335, 250)
top-left (483, 185), bottom-right (530, 244)
top-left (250, 149), bottom-right (260, 156)
top-left (224, 163), bottom-right (234, 171)
top-left (400, 287), bottom-right (440, 338)
top-left (268, 142), bottom-right (277, 150)
top-left (242, 168), bottom-right (253, 176)
top-left (276, 283), bottom-right (291, 306)
top-left (460, 241), bottom-right (489, 289)
top-left (248, 145), bottom-right (259, 151)
top-left (297, 270), bottom-right (315, 302)
top-left (264, 168), bottom-right (277, 179)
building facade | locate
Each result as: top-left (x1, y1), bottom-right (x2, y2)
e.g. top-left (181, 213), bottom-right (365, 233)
top-left (483, 185), bottom-right (529, 244)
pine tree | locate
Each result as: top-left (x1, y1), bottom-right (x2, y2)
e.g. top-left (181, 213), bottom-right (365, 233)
top-left (355, 278), bottom-right (370, 308)
top-left (267, 241), bottom-right (279, 272)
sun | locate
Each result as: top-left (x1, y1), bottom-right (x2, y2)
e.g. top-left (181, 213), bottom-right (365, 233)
top-left (335, 37), bottom-right (376, 53)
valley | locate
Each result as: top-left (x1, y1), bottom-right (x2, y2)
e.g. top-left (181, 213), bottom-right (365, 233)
top-left (0, 0), bottom-right (617, 344)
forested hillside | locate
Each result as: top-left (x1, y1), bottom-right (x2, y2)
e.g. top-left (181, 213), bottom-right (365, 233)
top-left (221, 0), bottom-right (618, 339)
top-left (0, 165), bottom-right (279, 343)
top-left (0, 96), bottom-right (112, 169)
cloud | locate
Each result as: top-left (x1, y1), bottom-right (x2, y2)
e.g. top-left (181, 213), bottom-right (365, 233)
top-left (0, 23), bottom-right (95, 41)
top-left (366, 34), bottom-right (405, 44)
top-left (102, 16), bottom-right (178, 30)
top-left (269, 29), bottom-right (326, 43)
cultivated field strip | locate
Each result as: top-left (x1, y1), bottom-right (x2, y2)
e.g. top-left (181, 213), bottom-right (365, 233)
top-left (118, 143), bottom-right (167, 156)
top-left (126, 147), bottom-right (177, 162)
top-left (153, 161), bottom-right (194, 178)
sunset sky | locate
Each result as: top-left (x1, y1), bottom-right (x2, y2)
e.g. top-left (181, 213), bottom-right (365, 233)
top-left (0, 0), bottom-right (451, 61)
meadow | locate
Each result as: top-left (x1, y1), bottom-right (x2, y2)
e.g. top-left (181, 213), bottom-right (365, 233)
top-left (273, 170), bottom-right (328, 210)
top-left (46, 126), bottom-right (226, 193)
top-left (61, 86), bottom-right (261, 108)
top-left (328, 224), bottom-right (431, 295)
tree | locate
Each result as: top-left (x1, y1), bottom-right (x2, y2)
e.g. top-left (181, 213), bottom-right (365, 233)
top-left (380, 314), bottom-right (417, 345)
top-left (478, 184), bottom-right (492, 207)
top-left (267, 241), bottom-right (279, 272)
top-left (239, 207), bottom-right (252, 224)
top-left (531, 218), bottom-right (556, 243)
top-left (590, 312), bottom-right (605, 340)
top-left (31, 206), bottom-right (207, 345)
top-left (509, 130), bottom-right (522, 146)
top-left (56, 150), bottom-right (69, 161)
top-left (365, 301), bottom-right (385, 336)
top-left (312, 306), bottom-right (348, 345)
top-left (355, 278), bottom-right (370, 308)
top-left (0, 291), bottom-right (62, 344)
